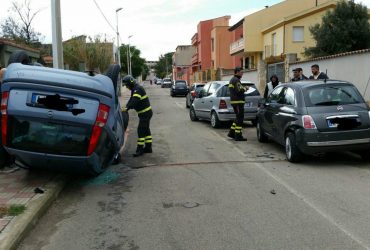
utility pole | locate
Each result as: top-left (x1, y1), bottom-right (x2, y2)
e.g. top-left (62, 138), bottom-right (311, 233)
top-left (115, 8), bottom-right (122, 66)
top-left (51, 0), bottom-right (63, 69)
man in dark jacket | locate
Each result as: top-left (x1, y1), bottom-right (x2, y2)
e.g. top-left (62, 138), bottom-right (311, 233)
top-left (291, 68), bottom-right (308, 81)
top-left (122, 75), bottom-right (153, 157)
top-left (309, 64), bottom-right (329, 80)
top-left (227, 67), bottom-right (248, 141)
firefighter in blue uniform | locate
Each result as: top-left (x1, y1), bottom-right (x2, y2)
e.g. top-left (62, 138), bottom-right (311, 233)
top-left (122, 75), bottom-right (153, 157)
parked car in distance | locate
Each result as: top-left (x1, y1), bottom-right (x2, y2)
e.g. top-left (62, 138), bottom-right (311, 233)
top-left (186, 83), bottom-right (205, 108)
top-left (190, 81), bottom-right (261, 128)
top-left (171, 80), bottom-right (189, 97)
top-left (256, 80), bottom-right (370, 162)
top-left (2, 62), bottom-right (127, 176)
top-left (161, 78), bottom-right (172, 88)
top-left (156, 79), bottom-right (163, 85)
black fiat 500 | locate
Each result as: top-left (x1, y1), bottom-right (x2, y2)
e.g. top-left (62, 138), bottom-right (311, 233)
top-left (256, 80), bottom-right (370, 162)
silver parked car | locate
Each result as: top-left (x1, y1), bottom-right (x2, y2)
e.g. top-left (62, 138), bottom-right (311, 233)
top-left (190, 81), bottom-right (261, 128)
top-left (161, 78), bottom-right (172, 88)
top-left (257, 80), bottom-right (370, 162)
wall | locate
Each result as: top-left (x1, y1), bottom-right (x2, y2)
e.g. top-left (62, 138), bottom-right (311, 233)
top-left (244, 0), bottom-right (335, 52)
top-left (262, 26), bottom-right (284, 58)
top-left (289, 50), bottom-right (370, 101)
top-left (174, 46), bottom-right (195, 66)
top-left (211, 26), bottom-right (233, 69)
top-left (198, 20), bottom-right (213, 70)
top-left (222, 69), bottom-right (258, 85)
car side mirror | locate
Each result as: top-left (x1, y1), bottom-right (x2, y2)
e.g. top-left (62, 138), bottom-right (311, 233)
top-left (258, 98), bottom-right (266, 107)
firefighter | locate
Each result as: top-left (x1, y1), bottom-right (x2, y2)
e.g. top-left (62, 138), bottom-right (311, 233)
top-left (122, 75), bottom-right (153, 157)
top-left (227, 67), bottom-right (248, 141)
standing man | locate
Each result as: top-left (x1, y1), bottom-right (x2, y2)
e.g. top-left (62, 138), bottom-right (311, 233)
top-left (227, 67), bottom-right (248, 141)
top-left (298, 68), bottom-right (308, 80)
top-left (122, 75), bottom-right (153, 157)
top-left (309, 64), bottom-right (329, 79)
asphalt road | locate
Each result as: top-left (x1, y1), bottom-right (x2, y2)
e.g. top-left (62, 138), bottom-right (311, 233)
top-left (19, 84), bottom-right (370, 250)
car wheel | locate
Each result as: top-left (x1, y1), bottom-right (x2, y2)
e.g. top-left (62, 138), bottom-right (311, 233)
top-left (112, 153), bottom-right (121, 165)
top-left (190, 107), bottom-right (198, 121)
top-left (105, 64), bottom-right (121, 94)
top-left (8, 50), bottom-right (30, 65)
top-left (210, 111), bottom-right (221, 128)
top-left (256, 121), bottom-right (268, 143)
top-left (357, 150), bottom-right (370, 161)
top-left (285, 132), bottom-right (303, 162)
top-left (251, 119), bottom-right (258, 126)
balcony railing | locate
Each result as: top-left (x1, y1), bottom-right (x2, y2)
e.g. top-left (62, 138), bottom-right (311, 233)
top-left (230, 38), bottom-right (244, 55)
top-left (264, 44), bottom-right (278, 58)
top-left (192, 53), bottom-right (199, 64)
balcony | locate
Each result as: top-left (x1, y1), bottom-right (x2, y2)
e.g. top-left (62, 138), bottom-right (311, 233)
top-left (192, 53), bottom-right (199, 65)
top-left (192, 33), bottom-right (198, 46)
top-left (264, 44), bottom-right (277, 58)
top-left (230, 38), bottom-right (244, 55)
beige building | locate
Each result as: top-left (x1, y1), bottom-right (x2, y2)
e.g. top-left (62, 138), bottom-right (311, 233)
top-left (172, 45), bottom-right (195, 83)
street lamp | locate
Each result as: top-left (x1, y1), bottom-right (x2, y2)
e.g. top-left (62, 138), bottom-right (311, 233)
top-left (115, 8), bottom-right (123, 67)
top-left (128, 35), bottom-right (133, 75)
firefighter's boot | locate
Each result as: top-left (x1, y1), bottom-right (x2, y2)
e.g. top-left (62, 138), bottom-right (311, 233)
top-left (143, 143), bottom-right (152, 153)
top-left (133, 145), bottom-right (145, 157)
top-left (227, 130), bottom-right (235, 139)
top-left (235, 133), bottom-right (247, 141)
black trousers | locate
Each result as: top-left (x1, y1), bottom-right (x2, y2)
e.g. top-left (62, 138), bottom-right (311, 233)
top-left (137, 110), bottom-right (153, 147)
top-left (231, 104), bottom-right (244, 135)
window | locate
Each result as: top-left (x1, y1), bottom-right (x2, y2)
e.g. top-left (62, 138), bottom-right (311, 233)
top-left (207, 83), bottom-right (221, 96)
top-left (251, 56), bottom-right (255, 69)
top-left (304, 85), bottom-right (363, 106)
top-left (245, 57), bottom-right (249, 70)
top-left (283, 88), bottom-right (295, 105)
top-left (293, 26), bottom-right (304, 42)
top-left (211, 38), bottom-right (214, 52)
top-left (271, 33), bottom-right (276, 56)
top-left (268, 87), bottom-right (284, 103)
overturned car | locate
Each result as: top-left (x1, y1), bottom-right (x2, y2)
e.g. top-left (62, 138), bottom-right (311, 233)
top-left (1, 61), bottom-right (127, 176)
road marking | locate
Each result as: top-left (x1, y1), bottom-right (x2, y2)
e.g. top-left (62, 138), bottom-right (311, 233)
top-left (175, 102), bottom-right (185, 109)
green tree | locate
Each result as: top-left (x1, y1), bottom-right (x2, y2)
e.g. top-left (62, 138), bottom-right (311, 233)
top-left (0, 0), bottom-right (44, 47)
top-left (304, 0), bottom-right (370, 58)
top-left (63, 35), bottom-right (113, 73)
top-left (154, 52), bottom-right (174, 79)
top-left (119, 44), bottom-right (147, 78)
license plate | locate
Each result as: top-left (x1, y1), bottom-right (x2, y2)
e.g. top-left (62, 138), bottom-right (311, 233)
top-left (245, 102), bottom-right (252, 108)
top-left (327, 120), bottom-right (338, 128)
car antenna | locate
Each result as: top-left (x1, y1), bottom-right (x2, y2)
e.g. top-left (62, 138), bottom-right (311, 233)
top-left (324, 69), bottom-right (328, 83)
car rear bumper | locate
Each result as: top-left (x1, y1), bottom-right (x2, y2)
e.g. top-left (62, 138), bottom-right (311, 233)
top-left (296, 129), bottom-right (370, 154)
top-left (5, 147), bottom-right (103, 174)
top-left (217, 110), bottom-right (257, 121)
top-left (172, 90), bottom-right (188, 95)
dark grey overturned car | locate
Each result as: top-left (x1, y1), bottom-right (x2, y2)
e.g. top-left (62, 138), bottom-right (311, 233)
top-left (1, 63), bottom-right (127, 175)
top-left (256, 80), bottom-right (370, 162)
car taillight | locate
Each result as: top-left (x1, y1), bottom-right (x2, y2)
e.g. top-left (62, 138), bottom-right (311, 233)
top-left (302, 115), bottom-right (317, 129)
top-left (87, 103), bottom-right (110, 155)
top-left (219, 99), bottom-right (227, 109)
top-left (1, 92), bottom-right (9, 146)
top-left (191, 91), bottom-right (196, 97)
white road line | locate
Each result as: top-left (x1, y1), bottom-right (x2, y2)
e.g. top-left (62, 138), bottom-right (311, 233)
top-left (211, 128), bottom-right (368, 249)
top-left (175, 102), bottom-right (185, 109)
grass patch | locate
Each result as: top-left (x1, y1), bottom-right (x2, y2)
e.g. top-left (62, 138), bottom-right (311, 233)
top-left (0, 205), bottom-right (26, 218)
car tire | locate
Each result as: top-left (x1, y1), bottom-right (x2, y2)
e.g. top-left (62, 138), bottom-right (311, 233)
top-left (357, 150), bottom-right (370, 161)
top-left (112, 153), bottom-right (121, 165)
top-left (210, 111), bottom-right (221, 128)
top-left (190, 107), bottom-right (198, 121)
top-left (8, 50), bottom-right (30, 65)
top-left (285, 132), bottom-right (303, 162)
top-left (105, 64), bottom-right (121, 94)
top-left (251, 119), bottom-right (258, 126)
top-left (256, 121), bottom-right (268, 143)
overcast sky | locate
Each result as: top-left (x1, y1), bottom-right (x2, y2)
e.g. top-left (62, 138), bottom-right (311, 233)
top-left (1, 0), bottom-right (370, 61)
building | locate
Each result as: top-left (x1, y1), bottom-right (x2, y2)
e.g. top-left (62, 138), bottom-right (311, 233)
top-left (0, 38), bottom-right (40, 67)
top-left (228, 0), bottom-right (339, 89)
top-left (172, 45), bottom-right (195, 84)
top-left (191, 15), bottom-right (234, 83)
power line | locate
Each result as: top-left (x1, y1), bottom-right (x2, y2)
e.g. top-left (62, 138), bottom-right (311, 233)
top-left (92, 0), bottom-right (116, 33)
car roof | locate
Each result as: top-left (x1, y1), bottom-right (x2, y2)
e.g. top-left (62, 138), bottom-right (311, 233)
top-left (3, 63), bottom-right (114, 98)
top-left (282, 80), bottom-right (354, 90)
top-left (211, 80), bottom-right (254, 86)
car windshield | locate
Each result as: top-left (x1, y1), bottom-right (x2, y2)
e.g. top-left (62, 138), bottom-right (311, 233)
top-left (195, 85), bottom-right (204, 91)
top-left (243, 83), bottom-right (260, 96)
top-left (176, 82), bottom-right (186, 87)
top-left (304, 85), bottom-right (363, 106)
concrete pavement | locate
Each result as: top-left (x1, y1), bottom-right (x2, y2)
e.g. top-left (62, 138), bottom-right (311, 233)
top-left (19, 83), bottom-right (370, 250)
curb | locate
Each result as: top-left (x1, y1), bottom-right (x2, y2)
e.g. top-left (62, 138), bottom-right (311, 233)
top-left (0, 174), bottom-right (67, 250)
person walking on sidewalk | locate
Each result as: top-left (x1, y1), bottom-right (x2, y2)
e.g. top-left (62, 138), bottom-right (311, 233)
top-left (227, 67), bottom-right (248, 141)
top-left (122, 75), bottom-right (153, 157)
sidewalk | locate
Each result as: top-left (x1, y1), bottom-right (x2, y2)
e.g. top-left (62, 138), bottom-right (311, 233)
top-left (0, 166), bottom-right (66, 250)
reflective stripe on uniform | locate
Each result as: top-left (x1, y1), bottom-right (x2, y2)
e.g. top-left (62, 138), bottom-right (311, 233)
top-left (145, 136), bottom-right (152, 143)
top-left (228, 84), bottom-right (234, 88)
top-left (137, 138), bottom-right (145, 145)
top-left (140, 95), bottom-right (148, 100)
top-left (235, 126), bottom-right (242, 130)
top-left (230, 100), bottom-right (245, 104)
top-left (138, 106), bottom-right (152, 114)
top-left (133, 93), bottom-right (142, 98)
top-left (231, 122), bottom-right (236, 130)
top-left (235, 130), bottom-right (241, 134)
